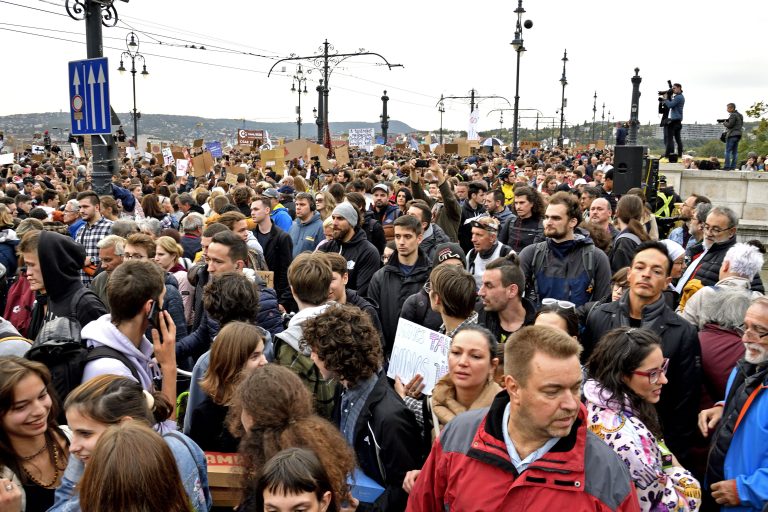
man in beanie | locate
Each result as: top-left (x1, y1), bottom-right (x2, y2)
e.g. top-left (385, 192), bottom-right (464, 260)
top-left (317, 201), bottom-right (380, 296)
top-left (367, 215), bottom-right (431, 357)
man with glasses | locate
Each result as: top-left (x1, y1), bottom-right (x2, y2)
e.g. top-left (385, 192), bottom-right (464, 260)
top-left (667, 194), bottom-right (711, 249)
top-left (62, 198), bottom-right (84, 239)
top-left (688, 206), bottom-right (764, 292)
top-left (699, 297), bottom-right (768, 510)
top-left (584, 240), bottom-right (701, 469)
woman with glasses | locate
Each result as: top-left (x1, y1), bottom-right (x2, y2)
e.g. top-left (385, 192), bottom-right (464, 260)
top-left (585, 327), bottom-right (701, 511)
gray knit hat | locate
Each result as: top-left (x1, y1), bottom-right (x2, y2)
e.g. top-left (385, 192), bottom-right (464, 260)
top-left (332, 202), bottom-right (359, 227)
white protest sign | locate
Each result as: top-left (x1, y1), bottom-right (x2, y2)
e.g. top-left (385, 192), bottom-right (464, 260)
top-left (126, 147), bottom-right (136, 160)
top-left (70, 142), bottom-right (81, 158)
top-left (31, 145), bottom-right (45, 155)
top-left (143, 152), bottom-right (152, 162)
top-left (0, 153), bottom-right (13, 166)
top-left (162, 147), bottom-right (175, 166)
top-left (348, 128), bottom-right (375, 149)
top-left (176, 159), bottom-right (189, 176)
top-left (386, 318), bottom-right (450, 395)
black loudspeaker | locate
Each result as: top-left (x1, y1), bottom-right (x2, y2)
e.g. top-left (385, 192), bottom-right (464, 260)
top-left (613, 145), bottom-right (645, 195)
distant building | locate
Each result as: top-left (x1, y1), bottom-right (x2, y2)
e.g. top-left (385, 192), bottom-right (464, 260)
top-left (654, 123), bottom-right (723, 140)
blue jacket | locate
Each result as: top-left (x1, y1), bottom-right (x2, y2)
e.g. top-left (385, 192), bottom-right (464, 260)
top-left (51, 430), bottom-right (212, 512)
top-left (664, 93), bottom-right (685, 121)
top-left (289, 211), bottom-right (324, 257)
top-left (67, 218), bottom-right (85, 239)
top-left (110, 183), bottom-right (136, 213)
top-left (270, 203), bottom-right (293, 232)
top-left (720, 364), bottom-right (768, 511)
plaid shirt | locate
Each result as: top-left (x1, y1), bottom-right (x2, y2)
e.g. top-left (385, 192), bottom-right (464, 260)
top-left (75, 216), bottom-right (113, 286)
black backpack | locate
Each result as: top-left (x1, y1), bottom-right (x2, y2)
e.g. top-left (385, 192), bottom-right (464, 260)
top-left (26, 288), bottom-right (140, 405)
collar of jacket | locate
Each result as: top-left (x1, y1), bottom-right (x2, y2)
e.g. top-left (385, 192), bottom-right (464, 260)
top-left (473, 390), bottom-right (587, 477)
top-left (617, 291), bottom-right (669, 328)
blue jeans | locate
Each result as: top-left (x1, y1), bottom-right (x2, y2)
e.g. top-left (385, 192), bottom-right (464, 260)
top-left (724, 136), bottom-right (740, 169)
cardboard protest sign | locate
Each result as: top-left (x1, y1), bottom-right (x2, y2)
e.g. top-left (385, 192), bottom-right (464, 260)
top-left (31, 145), bottom-right (45, 155)
top-left (596, 139), bottom-right (606, 150)
top-left (307, 144), bottom-right (330, 170)
top-left (256, 271), bottom-right (274, 289)
top-left (225, 172), bottom-right (239, 186)
top-left (348, 128), bottom-right (375, 148)
top-left (150, 142), bottom-right (162, 154)
top-left (191, 151), bottom-right (214, 177)
top-left (425, 134), bottom-right (432, 145)
top-left (175, 159), bottom-right (189, 176)
top-left (519, 141), bottom-right (540, 152)
top-left (433, 144), bottom-right (445, 155)
top-left (193, 139), bottom-right (204, 148)
top-left (260, 149), bottom-right (285, 175)
top-left (143, 152), bottom-right (153, 162)
top-left (335, 145), bottom-right (350, 167)
top-left (205, 452), bottom-right (244, 507)
top-left (457, 141), bottom-right (470, 157)
top-left (172, 151), bottom-right (185, 161)
top-left (386, 319), bottom-right (450, 395)
top-left (283, 139), bottom-right (311, 160)
top-left (395, 143), bottom-right (406, 150)
top-left (162, 148), bottom-right (175, 166)
top-left (443, 143), bottom-right (458, 155)
top-left (373, 146), bottom-right (385, 157)
top-left (419, 144), bottom-right (430, 154)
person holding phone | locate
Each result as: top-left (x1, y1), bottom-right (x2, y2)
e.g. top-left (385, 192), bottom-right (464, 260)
top-left (80, 260), bottom-right (178, 412)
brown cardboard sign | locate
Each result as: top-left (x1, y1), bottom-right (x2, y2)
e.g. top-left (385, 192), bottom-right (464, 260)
top-left (193, 138), bottom-right (204, 148)
top-left (225, 172), bottom-right (239, 186)
top-left (419, 144), bottom-right (430, 154)
top-left (373, 146), bottom-right (386, 157)
top-left (205, 452), bottom-right (244, 507)
top-left (260, 149), bottom-right (285, 176)
top-left (395, 143), bottom-right (406, 150)
top-left (433, 144), bottom-right (445, 155)
top-left (335, 145), bottom-right (350, 166)
top-left (443, 143), bottom-right (459, 154)
top-left (256, 271), bottom-right (274, 289)
top-left (283, 139), bottom-right (311, 160)
top-left (191, 151), bottom-right (214, 177)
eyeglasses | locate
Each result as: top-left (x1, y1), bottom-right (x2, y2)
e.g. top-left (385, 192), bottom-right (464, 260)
top-left (541, 298), bottom-right (575, 310)
top-left (735, 325), bottom-right (768, 342)
top-left (702, 224), bottom-right (733, 235)
top-left (632, 358), bottom-right (669, 384)
top-left (123, 253), bottom-right (148, 260)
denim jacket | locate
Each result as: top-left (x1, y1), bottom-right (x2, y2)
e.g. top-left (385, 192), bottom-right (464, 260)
top-left (49, 430), bottom-right (212, 512)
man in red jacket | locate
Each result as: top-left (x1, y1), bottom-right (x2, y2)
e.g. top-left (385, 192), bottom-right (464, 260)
top-left (407, 325), bottom-right (640, 512)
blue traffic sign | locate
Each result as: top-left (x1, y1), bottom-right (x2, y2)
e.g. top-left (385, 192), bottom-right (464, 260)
top-left (68, 57), bottom-right (112, 136)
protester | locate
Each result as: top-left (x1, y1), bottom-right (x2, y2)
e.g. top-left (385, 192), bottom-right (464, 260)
top-left (154, 235), bottom-right (194, 326)
top-left (466, 216), bottom-right (512, 288)
top-left (322, 252), bottom-right (383, 336)
top-left (586, 327), bottom-right (701, 511)
top-left (428, 264), bottom-right (478, 336)
top-left (476, 254), bottom-right (536, 343)
top-left (74, 191), bottom-right (113, 286)
top-left (611, 194), bottom-right (650, 273)
top-left (498, 185), bottom-right (545, 252)
top-left (52, 374), bottom-right (211, 511)
top-left (289, 192), bottom-right (324, 257)
top-left (407, 200), bottom-right (449, 262)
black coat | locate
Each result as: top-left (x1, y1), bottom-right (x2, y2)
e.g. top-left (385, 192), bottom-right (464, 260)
top-left (583, 296), bottom-right (702, 465)
top-left (256, 223), bottom-right (294, 308)
top-left (317, 229), bottom-right (381, 297)
top-left (367, 250), bottom-right (431, 357)
top-left (499, 214), bottom-right (544, 253)
top-left (689, 237), bottom-right (764, 292)
top-left (332, 373), bottom-right (425, 512)
top-left (399, 288), bottom-right (443, 333)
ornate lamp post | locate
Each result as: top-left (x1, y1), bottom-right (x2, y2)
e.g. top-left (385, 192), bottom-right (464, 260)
top-left (511, 0), bottom-right (533, 153)
top-left (557, 49), bottom-right (568, 147)
top-left (117, 31), bottom-right (148, 145)
top-left (290, 65), bottom-right (308, 139)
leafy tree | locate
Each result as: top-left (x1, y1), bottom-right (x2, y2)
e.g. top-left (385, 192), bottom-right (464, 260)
top-left (741, 101), bottom-right (768, 156)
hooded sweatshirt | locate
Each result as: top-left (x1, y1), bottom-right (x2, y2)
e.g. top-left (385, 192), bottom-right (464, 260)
top-left (289, 210), bottom-right (324, 257)
top-left (81, 315), bottom-right (160, 391)
top-left (28, 231), bottom-right (106, 340)
top-left (317, 229), bottom-right (380, 296)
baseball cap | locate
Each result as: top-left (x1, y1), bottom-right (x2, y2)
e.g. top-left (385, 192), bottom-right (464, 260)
top-left (433, 243), bottom-right (466, 267)
top-left (469, 216), bottom-right (500, 233)
top-left (261, 188), bottom-right (279, 199)
top-left (372, 183), bottom-right (389, 194)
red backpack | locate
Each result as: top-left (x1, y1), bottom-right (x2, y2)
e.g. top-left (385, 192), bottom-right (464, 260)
top-left (4, 275), bottom-right (35, 337)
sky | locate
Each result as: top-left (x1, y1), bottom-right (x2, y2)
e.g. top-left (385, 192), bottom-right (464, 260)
top-left (1, 0), bottom-right (766, 135)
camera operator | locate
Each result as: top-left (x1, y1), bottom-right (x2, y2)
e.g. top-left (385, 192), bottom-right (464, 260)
top-left (660, 83), bottom-right (685, 161)
top-left (719, 103), bottom-right (743, 170)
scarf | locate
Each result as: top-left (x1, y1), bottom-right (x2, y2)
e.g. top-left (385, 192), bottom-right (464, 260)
top-left (431, 374), bottom-right (501, 428)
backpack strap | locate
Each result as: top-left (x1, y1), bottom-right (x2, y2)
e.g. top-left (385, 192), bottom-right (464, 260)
top-left (581, 244), bottom-right (596, 294)
top-left (86, 346), bottom-right (141, 383)
top-left (614, 232), bottom-right (642, 246)
top-left (529, 241), bottom-right (548, 301)
top-left (68, 287), bottom-right (92, 320)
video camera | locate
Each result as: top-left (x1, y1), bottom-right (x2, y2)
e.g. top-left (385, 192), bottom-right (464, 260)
top-left (658, 80), bottom-right (673, 98)
top-left (716, 119), bottom-right (727, 123)
top-left (658, 80), bottom-right (673, 118)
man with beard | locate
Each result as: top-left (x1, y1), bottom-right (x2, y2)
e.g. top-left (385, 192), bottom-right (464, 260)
top-left (317, 202), bottom-right (380, 296)
top-left (370, 183), bottom-right (400, 241)
top-left (667, 194), bottom-right (711, 250)
top-left (519, 192), bottom-right (611, 308)
top-left (499, 186), bottom-right (545, 253)
top-left (699, 297), bottom-right (768, 510)
top-left (477, 255), bottom-right (537, 344)
top-left (583, 241), bottom-right (701, 469)
top-left (407, 325), bottom-right (639, 511)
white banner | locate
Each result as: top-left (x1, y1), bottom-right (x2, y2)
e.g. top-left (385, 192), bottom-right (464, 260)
top-left (176, 159), bottom-right (189, 176)
top-left (70, 142), bottom-right (81, 158)
top-left (468, 109), bottom-right (480, 140)
top-left (386, 318), bottom-right (450, 395)
top-left (162, 147), bottom-right (175, 166)
top-left (348, 128), bottom-right (375, 149)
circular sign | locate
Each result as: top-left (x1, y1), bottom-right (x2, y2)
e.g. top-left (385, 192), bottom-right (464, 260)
top-left (238, 129), bottom-right (246, 138)
top-left (72, 95), bottom-right (83, 112)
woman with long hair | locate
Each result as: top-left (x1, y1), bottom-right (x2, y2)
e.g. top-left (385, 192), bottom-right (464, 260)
top-left (228, 365), bottom-right (356, 512)
top-left (586, 327), bottom-right (700, 511)
top-left (186, 321), bottom-right (266, 452)
top-left (0, 357), bottom-right (68, 511)
top-left (141, 193), bottom-right (176, 230)
top-left (51, 374), bottom-right (211, 512)
top-left (155, 236), bottom-right (193, 327)
top-left (395, 187), bottom-right (413, 216)
top-left (315, 190), bottom-right (336, 221)
top-left (611, 194), bottom-right (650, 273)
top-left (255, 447), bottom-right (337, 512)
top-left (78, 422), bottom-right (191, 512)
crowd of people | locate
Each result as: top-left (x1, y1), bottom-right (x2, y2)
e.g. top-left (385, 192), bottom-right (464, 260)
top-left (0, 141), bottom-right (766, 511)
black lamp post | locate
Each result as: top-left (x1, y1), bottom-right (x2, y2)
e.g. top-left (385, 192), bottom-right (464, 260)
top-left (628, 68), bottom-right (642, 145)
top-left (557, 49), bottom-right (568, 147)
top-left (511, 0), bottom-right (532, 154)
top-left (380, 90), bottom-right (390, 143)
top-left (291, 65), bottom-right (308, 139)
top-left (498, 111), bottom-right (504, 140)
top-left (315, 80), bottom-right (324, 144)
top-left (438, 95), bottom-right (445, 146)
top-left (117, 31), bottom-right (148, 146)
top-left (591, 91), bottom-right (597, 141)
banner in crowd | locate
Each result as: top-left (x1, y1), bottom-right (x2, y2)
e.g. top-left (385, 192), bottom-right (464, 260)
top-left (162, 147), bottom-right (175, 166)
top-left (237, 129), bottom-right (264, 146)
top-left (387, 318), bottom-right (450, 395)
top-left (468, 109), bottom-right (480, 140)
top-left (206, 141), bottom-right (223, 158)
top-left (348, 128), bottom-right (375, 149)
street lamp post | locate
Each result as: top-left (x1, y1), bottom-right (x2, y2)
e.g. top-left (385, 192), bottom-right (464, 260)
top-left (591, 91), bottom-right (597, 141)
top-left (380, 90), bottom-right (390, 143)
top-left (117, 31), bottom-right (148, 146)
top-left (291, 65), bottom-right (308, 139)
top-left (438, 95), bottom-right (445, 145)
top-left (601, 102), bottom-right (606, 140)
top-left (557, 49), bottom-right (568, 147)
top-left (315, 80), bottom-right (324, 144)
top-left (498, 111), bottom-right (504, 140)
top-left (511, 0), bottom-right (532, 154)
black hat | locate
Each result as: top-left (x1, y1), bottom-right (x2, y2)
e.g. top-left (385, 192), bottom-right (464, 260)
top-left (604, 169), bottom-right (614, 180)
top-left (433, 243), bottom-right (466, 267)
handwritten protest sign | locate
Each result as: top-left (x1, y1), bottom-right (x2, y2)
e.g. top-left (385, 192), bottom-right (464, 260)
top-left (348, 128), bottom-right (374, 149)
top-left (175, 159), bottom-right (189, 176)
top-left (386, 319), bottom-right (450, 395)
top-left (162, 147), bottom-right (175, 166)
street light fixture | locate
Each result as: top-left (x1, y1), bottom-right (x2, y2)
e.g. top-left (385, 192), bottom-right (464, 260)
top-left (511, 0), bottom-right (533, 154)
top-left (118, 31), bottom-right (148, 146)
top-left (438, 94), bottom-right (445, 146)
top-left (557, 49), bottom-right (568, 147)
top-left (291, 64), bottom-right (308, 139)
